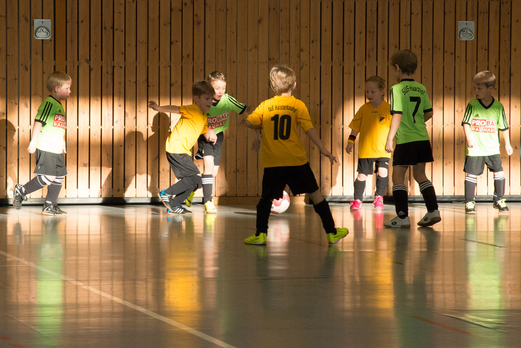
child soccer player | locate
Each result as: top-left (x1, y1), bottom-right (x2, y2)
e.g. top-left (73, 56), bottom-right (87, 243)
top-left (243, 65), bottom-right (349, 245)
top-left (188, 71), bottom-right (247, 214)
top-left (345, 76), bottom-right (391, 211)
top-left (148, 81), bottom-right (214, 214)
top-left (384, 49), bottom-right (441, 228)
top-left (462, 71), bottom-right (512, 213)
top-left (13, 71), bottom-right (71, 215)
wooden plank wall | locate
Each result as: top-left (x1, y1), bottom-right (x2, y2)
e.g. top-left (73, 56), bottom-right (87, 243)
top-left (1, 0), bottom-right (520, 200)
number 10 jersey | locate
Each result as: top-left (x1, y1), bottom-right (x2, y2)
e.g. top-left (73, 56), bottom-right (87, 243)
top-left (247, 95), bottom-right (314, 168)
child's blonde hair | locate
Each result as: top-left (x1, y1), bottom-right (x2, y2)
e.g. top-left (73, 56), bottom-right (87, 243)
top-left (46, 71), bottom-right (71, 93)
top-left (192, 80), bottom-right (215, 97)
top-left (390, 49), bottom-right (418, 75)
top-left (269, 65), bottom-right (296, 95)
top-left (366, 76), bottom-right (386, 91)
top-left (207, 71), bottom-right (226, 83)
top-left (473, 71), bottom-right (496, 88)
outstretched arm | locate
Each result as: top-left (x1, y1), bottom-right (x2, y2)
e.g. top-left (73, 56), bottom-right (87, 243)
top-left (306, 128), bottom-right (337, 164)
top-left (148, 100), bottom-right (180, 114)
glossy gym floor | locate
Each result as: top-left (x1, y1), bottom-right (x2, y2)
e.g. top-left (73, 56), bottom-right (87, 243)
top-left (0, 200), bottom-right (520, 348)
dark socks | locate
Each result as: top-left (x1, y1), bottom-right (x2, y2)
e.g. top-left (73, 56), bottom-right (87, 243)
top-left (419, 180), bottom-right (438, 212)
top-left (465, 176), bottom-right (477, 202)
top-left (256, 197), bottom-right (272, 234)
top-left (202, 174), bottom-right (213, 203)
top-left (313, 199), bottom-right (336, 234)
top-left (392, 184), bottom-right (408, 218)
top-left (46, 177), bottom-right (64, 204)
top-left (493, 173), bottom-right (505, 202)
top-left (375, 175), bottom-right (389, 196)
top-left (23, 175), bottom-right (51, 194)
top-left (354, 179), bottom-right (365, 201)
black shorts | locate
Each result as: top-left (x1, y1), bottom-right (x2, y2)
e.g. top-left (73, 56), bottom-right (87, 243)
top-left (393, 140), bottom-right (434, 166)
top-left (167, 153), bottom-right (200, 179)
top-left (195, 132), bottom-right (224, 166)
top-left (464, 155), bottom-right (503, 176)
top-left (261, 163), bottom-right (319, 200)
top-left (357, 158), bottom-right (390, 175)
top-left (34, 149), bottom-right (67, 176)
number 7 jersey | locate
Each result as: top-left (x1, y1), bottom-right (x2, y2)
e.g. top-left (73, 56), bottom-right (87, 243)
top-left (390, 79), bottom-right (433, 145)
top-left (247, 95), bottom-right (314, 168)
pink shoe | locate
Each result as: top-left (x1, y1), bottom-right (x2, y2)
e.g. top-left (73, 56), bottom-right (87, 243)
top-left (350, 199), bottom-right (362, 211)
top-left (373, 195), bottom-right (384, 209)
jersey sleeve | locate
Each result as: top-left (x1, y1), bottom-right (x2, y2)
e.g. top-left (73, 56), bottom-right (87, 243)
top-left (296, 102), bottom-right (314, 132)
top-left (422, 93), bottom-right (433, 113)
top-left (461, 103), bottom-right (473, 125)
top-left (498, 104), bottom-right (509, 130)
top-left (247, 102), bottom-right (264, 127)
top-left (348, 104), bottom-right (365, 132)
top-left (35, 100), bottom-right (54, 125)
top-left (389, 86), bottom-right (402, 115)
top-left (178, 105), bottom-right (193, 119)
top-left (227, 95), bottom-right (247, 114)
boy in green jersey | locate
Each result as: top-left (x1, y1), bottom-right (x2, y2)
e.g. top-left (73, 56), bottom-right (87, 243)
top-left (188, 71), bottom-right (247, 214)
top-left (384, 50), bottom-right (441, 228)
top-left (13, 71), bottom-right (72, 215)
top-left (462, 71), bottom-right (513, 213)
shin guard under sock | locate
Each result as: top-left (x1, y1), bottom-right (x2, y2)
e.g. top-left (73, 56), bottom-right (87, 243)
top-left (493, 173), bottom-right (506, 202)
top-left (419, 180), bottom-right (438, 212)
top-left (392, 184), bottom-right (408, 218)
top-left (465, 176), bottom-right (477, 202)
top-left (45, 177), bottom-right (64, 204)
top-left (202, 174), bottom-right (213, 203)
top-left (353, 179), bottom-right (366, 201)
top-left (375, 175), bottom-right (389, 196)
top-left (24, 175), bottom-right (51, 194)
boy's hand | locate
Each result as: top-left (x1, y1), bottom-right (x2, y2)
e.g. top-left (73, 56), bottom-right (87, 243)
top-left (345, 142), bottom-right (353, 154)
top-left (466, 138), bottom-right (476, 148)
top-left (148, 100), bottom-right (159, 110)
top-left (505, 143), bottom-right (513, 156)
top-left (27, 141), bottom-right (37, 154)
top-left (322, 151), bottom-right (337, 164)
top-left (385, 138), bottom-right (393, 153)
top-left (204, 129), bottom-right (218, 145)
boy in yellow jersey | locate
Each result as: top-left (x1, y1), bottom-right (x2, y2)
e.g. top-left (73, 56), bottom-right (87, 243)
top-left (345, 76), bottom-right (391, 211)
top-left (243, 65), bottom-right (349, 245)
top-left (148, 81), bottom-right (214, 214)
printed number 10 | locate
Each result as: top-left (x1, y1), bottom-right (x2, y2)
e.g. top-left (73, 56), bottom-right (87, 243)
top-left (271, 114), bottom-right (291, 140)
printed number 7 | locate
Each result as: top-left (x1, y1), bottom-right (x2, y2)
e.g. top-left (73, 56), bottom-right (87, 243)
top-left (410, 96), bottom-right (421, 123)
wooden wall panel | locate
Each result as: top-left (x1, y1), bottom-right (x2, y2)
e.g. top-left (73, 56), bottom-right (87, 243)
top-left (2, 0), bottom-right (521, 203)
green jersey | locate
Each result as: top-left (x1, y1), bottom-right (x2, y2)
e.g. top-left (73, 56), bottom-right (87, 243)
top-left (390, 79), bottom-right (433, 144)
top-left (35, 96), bottom-right (66, 154)
top-left (462, 98), bottom-right (508, 157)
top-left (206, 93), bottom-right (246, 134)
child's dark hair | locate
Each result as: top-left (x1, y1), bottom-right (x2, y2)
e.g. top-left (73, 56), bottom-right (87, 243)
top-left (207, 71), bottom-right (226, 82)
top-left (390, 49), bottom-right (418, 75)
top-left (366, 76), bottom-right (385, 90)
top-left (192, 80), bottom-right (215, 97)
top-left (46, 71), bottom-right (72, 93)
top-left (473, 71), bottom-right (496, 88)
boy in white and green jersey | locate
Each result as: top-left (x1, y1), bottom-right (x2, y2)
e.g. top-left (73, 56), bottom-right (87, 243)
top-left (462, 71), bottom-right (513, 213)
top-left (190, 71), bottom-right (247, 213)
top-left (384, 49), bottom-right (441, 228)
top-left (13, 71), bottom-right (72, 215)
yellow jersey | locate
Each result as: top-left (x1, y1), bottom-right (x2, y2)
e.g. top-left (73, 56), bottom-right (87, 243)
top-left (165, 104), bottom-right (208, 155)
top-left (248, 96), bottom-right (314, 168)
top-left (348, 101), bottom-right (392, 159)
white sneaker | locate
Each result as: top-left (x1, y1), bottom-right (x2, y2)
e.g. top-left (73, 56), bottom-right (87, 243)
top-left (417, 210), bottom-right (441, 227)
top-left (384, 216), bottom-right (410, 228)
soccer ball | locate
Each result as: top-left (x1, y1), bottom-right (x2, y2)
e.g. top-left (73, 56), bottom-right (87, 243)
top-left (271, 191), bottom-right (290, 214)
